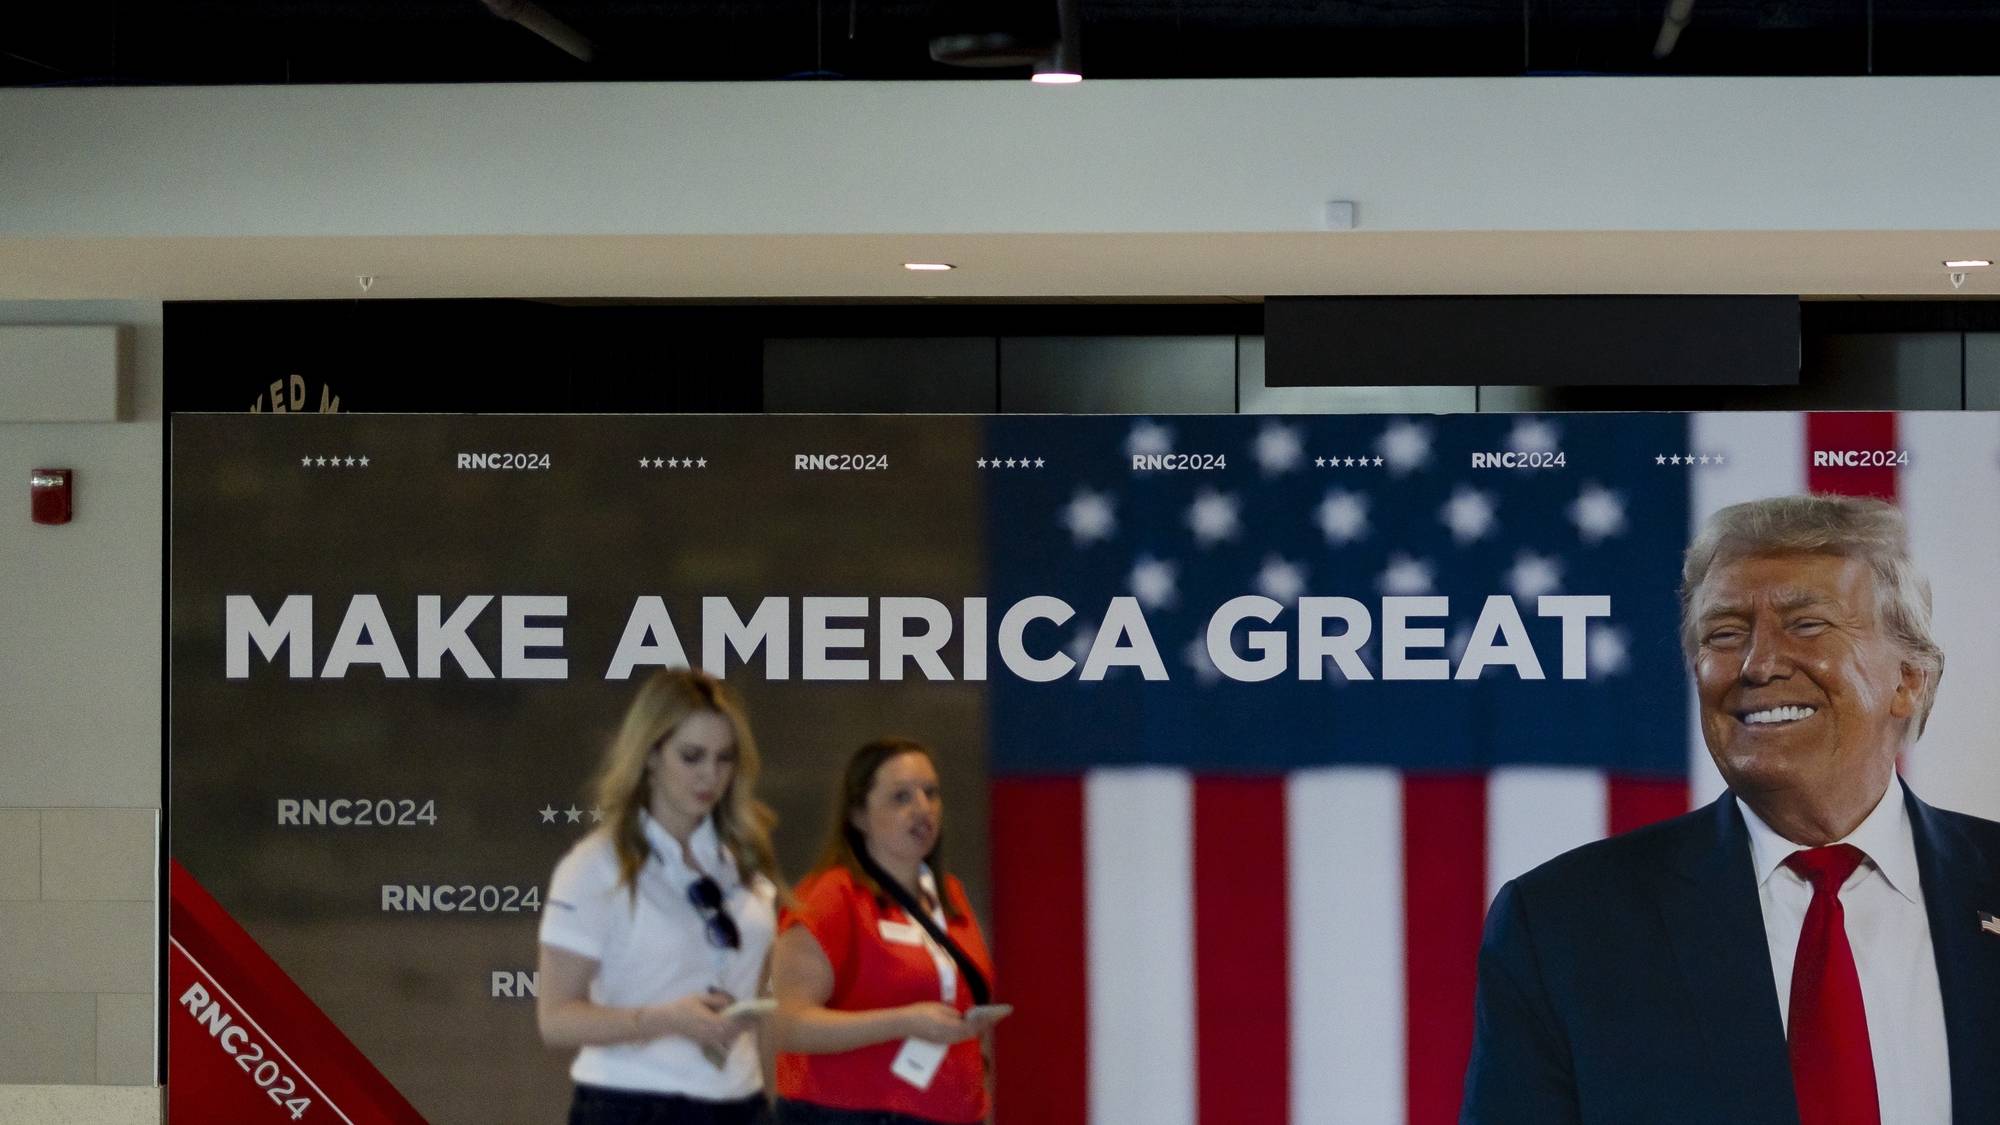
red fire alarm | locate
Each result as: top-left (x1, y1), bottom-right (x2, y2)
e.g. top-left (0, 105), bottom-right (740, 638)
top-left (31, 469), bottom-right (72, 525)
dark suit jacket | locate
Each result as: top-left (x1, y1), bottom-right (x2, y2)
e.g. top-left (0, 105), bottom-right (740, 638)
top-left (1461, 785), bottom-right (2000, 1124)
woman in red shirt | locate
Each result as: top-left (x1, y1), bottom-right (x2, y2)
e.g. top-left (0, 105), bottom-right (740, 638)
top-left (770, 738), bottom-right (1006, 1125)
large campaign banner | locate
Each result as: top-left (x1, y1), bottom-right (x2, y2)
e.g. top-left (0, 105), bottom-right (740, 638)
top-left (168, 411), bottom-right (2000, 1125)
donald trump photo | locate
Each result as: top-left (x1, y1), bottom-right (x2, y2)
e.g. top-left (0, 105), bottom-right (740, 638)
top-left (1463, 494), bottom-right (2000, 1125)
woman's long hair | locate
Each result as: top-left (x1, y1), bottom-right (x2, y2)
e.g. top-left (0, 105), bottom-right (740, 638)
top-left (591, 668), bottom-right (779, 895)
top-left (810, 737), bottom-right (962, 920)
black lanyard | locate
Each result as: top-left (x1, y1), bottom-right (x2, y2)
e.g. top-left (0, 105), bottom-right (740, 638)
top-left (847, 829), bottom-right (992, 1006)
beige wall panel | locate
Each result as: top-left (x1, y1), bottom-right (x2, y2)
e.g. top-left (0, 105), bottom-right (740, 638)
top-left (94, 994), bottom-right (153, 1086)
top-left (0, 809), bottom-right (39, 899)
top-left (0, 901), bottom-right (152, 993)
top-left (0, 1085), bottom-right (160, 1124)
top-left (40, 810), bottom-right (154, 901)
top-left (0, 993), bottom-right (96, 1084)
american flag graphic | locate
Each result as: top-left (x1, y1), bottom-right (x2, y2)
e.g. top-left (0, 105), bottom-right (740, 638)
top-left (979, 410), bottom-right (2000, 1125)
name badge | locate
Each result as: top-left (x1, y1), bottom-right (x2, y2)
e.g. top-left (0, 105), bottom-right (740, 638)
top-left (877, 919), bottom-right (924, 946)
top-left (890, 1036), bottom-right (948, 1090)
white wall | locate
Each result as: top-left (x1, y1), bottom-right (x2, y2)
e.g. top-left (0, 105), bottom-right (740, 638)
top-left (0, 300), bottom-right (162, 1114)
top-left (3, 78), bottom-right (1999, 239)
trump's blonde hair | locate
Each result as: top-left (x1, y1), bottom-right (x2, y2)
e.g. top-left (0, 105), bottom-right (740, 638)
top-left (1680, 493), bottom-right (1943, 735)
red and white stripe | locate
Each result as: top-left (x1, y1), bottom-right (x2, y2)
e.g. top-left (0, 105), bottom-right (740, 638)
top-left (990, 411), bottom-right (2000, 1125)
top-left (993, 767), bottom-right (1686, 1125)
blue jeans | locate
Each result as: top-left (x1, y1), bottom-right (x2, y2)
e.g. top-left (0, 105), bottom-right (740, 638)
top-left (568, 1084), bottom-right (769, 1125)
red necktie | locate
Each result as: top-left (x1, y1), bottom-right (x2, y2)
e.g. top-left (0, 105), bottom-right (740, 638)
top-left (1783, 844), bottom-right (1880, 1125)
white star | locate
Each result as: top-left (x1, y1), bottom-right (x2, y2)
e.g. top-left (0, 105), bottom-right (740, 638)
top-left (638, 457), bottom-right (649, 468)
top-left (1440, 487), bottom-right (1497, 545)
top-left (1372, 456), bottom-right (1384, 467)
top-left (1655, 455), bottom-right (1667, 465)
top-left (1698, 454), bottom-right (1712, 466)
top-left (1005, 458), bottom-right (1018, 468)
top-left (539, 806), bottom-right (558, 824)
top-left (358, 456), bottom-right (369, 467)
top-left (1669, 455), bottom-right (1682, 466)
top-left (1569, 483), bottom-right (1626, 544)
top-left (1507, 417), bottom-right (1560, 452)
top-left (1061, 488), bottom-right (1116, 546)
top-left (678, 458), bottom-right (691, 468)
top-left (316, 456), bottom-right (327, 466)
top-left (1184, 635), bottom-right (1224, 686)
top-left (1034, 458), bottom-right (1045, 468)
top-left (1712, 453), bottom-right (1726, 465)
top-left (590, 807), bottom-right (606, 823)
top-left (1507, 551), bottom-right (1563, 600)
top-left (695, 458), bottom-right (707, 468)
top-left (344, 456), bottom-right (356, 467)
top-left (1126, 420), bottom-right (1173, 458)
top-left (653, 457), bottom-right (666, 468)
top-left (1588, 625), bottom-right (1630, 678)
top-left (1316, 489), bottom-right (1369, 545)
top-left (1187, 489), bottom-right (1240, 546)
top-left (564, 806), bottom-right (582, 824)
top-left (1380, 553), bottom-right (1434, 595)
top-left (300, 456), bottom-right (312, 467)
top-left (1314, 456), bottom-right (1326, 468)
top-left (1130, 555), bottom-right (1179, 609)
top-left (1377, 421), bottom-right (1432, 475)
top-left (1254, 556), bottom-right (1308, 603)
top-left (1343, 456), bottom-right (1357, 468)
top-left (1253, 423), bottom-right (1305, 475)
top-left (976, 458), bottom-right (988, 468)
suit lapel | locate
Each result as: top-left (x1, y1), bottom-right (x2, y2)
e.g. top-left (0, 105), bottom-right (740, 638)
top-left (1905, 787), bottom-right (2000, 1119)
top-left (1652, 796), bottom-right (1799, 1125)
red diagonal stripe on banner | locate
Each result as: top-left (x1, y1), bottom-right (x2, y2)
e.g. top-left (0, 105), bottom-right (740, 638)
top-left (169, 860), bottom-right (428, 1125)
top-left (1405, 774), bottom-right (1486, 1125)
top-left (989, 778), bottom-right (1088, 1125)
top-left (1193, 776), bottom-right (1290, 1125)
top-left (1806, 412), bottom-right (1899, 501)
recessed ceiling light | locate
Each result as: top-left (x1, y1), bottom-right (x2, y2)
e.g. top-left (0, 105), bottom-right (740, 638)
top-left (1030, 71), bottom-right (1083, 85)
top-left (1944, 259), bottom-right (1992, 269)
top-left (903, 262), bottom-right (955, 271)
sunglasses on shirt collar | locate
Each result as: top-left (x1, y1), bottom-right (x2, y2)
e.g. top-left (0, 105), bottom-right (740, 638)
top-left (687, 876), bottom-right (741, 951)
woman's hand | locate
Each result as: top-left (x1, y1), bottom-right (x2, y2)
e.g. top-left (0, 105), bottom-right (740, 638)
top-left (899, 1002), bottom-right (979, 1045)
top-left (657, 989), bottom-right (750, 1050)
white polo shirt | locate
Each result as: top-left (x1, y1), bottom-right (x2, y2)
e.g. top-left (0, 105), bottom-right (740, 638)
top-left (540, 812), bottom-right (777, 1099)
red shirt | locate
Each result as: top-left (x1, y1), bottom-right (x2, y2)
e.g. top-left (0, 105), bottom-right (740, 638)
top-left (777, 865), bottom-right (995, 1124)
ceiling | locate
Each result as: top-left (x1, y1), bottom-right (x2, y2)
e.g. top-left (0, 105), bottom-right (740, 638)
top-left (8, 1), bottom-right (2000, 87)
top-left (7, 8), bottom-right (1998, 302)
top-left (5, 231), bottom-right (1997, 302)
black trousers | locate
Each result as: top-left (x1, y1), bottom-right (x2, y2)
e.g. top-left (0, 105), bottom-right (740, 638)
top-left (568, 1084), bottom-right (770, 1125)
top-left (773, 1099), bottom-right (952, 1125)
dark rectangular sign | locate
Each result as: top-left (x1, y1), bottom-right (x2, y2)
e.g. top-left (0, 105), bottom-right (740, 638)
top-left (1264, 296), bottom-right (1800, 387)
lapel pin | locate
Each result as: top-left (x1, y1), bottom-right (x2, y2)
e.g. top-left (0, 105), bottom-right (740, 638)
top-left (1980, 911), bottom-right (2000, 937)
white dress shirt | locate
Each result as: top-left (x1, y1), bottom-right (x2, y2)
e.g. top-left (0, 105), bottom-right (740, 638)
top-left (540, 811), bottom-right (776, 1099)
top-left (1737, 777), bottom-right (1951, 1125)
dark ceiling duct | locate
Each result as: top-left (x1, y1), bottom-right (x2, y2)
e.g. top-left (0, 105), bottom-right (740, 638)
top-left (1652, 0), bottom-right (1697, 59)
top-left (480, 0), bottom-right (595, 62)
top-left (929, 0), bottom-right (1060, 67)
